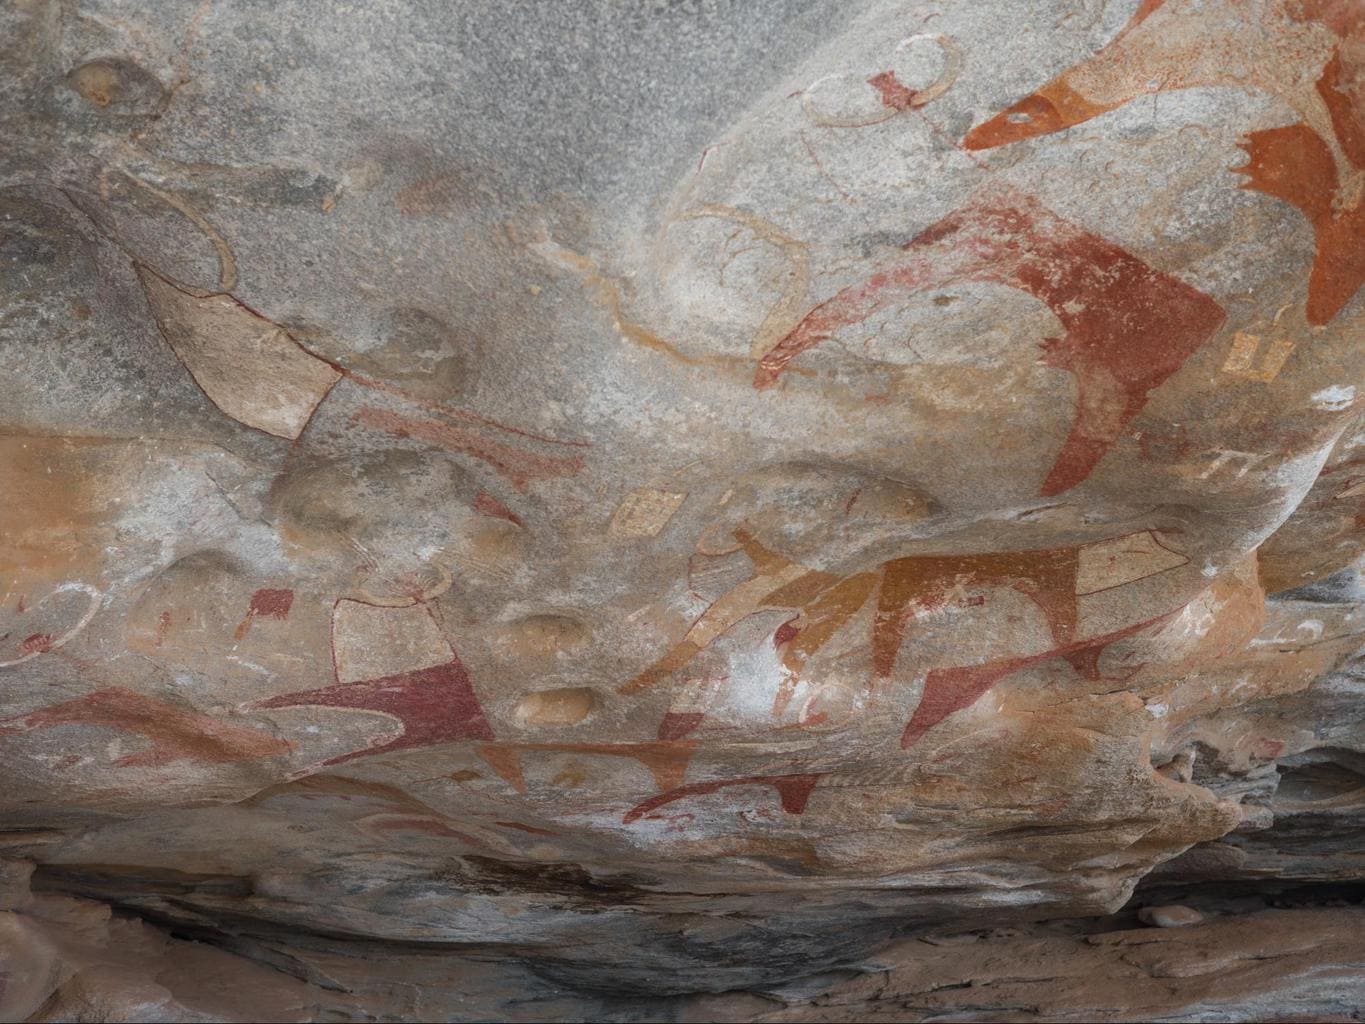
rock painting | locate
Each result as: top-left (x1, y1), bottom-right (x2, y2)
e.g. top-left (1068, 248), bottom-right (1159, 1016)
top-left (250, 601), bottom-right (493, 767)
top-left (140, 264), bottom-right (586, 489)
top-left (0, 582), bottom-right (102, 668)
top-left (0, 688), bottom-right (290, 767)
top-left (900, 611), bottom-right (1177, 748)
top-left (477, 741), bottom-right (697, 796)
top-left (252, 660), bottom-right (493, 768)
top-left (655, 675), bottom-right (724, 741)
top-left (801, 32), bottom-right (962, 127)
top-left (472, 491), bottom-right (524, 527)
top-left (623, 773), bottom-right (821, 824)
top-left (137, 266), bottom-right (341, 439)
top-left (755, 188), bottom-right (1226, 495)
top-left (232, 588), bottom-right (294, 641)
top-left (9, 4), bottom-right (1365, 1016)
top-left (352, 406), bottom-right (584, 491)
top-left (670, 205), bottom-right (813, 361)
top-left (963, 0), bottom-right (1365, 325)
top-left (1236, 50), bottom-right (1365, 325)
top-left (624, 525), bottom-right (1188, 747)
top-left (609, 488), bottom-right (689, 538)
top-left (243, 774), bottom-right (489, 847)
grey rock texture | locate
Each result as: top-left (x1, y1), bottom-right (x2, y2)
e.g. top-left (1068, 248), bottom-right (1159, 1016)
top-left (1, 0), bottom-right (1364, 1020)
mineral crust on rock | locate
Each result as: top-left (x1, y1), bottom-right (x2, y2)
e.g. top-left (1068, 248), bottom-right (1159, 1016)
top-left (1, 0), bottom-right (1364, 1021)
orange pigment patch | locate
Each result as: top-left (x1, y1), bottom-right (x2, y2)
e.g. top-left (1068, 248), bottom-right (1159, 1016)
top-left (353, 406), bottom-right (584, 491)
top-left (0, 688), bottom-right (290, 767)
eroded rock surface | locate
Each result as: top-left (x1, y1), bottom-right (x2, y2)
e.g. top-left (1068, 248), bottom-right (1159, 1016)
top-left (2, 0), bottom-right (1363, 1020)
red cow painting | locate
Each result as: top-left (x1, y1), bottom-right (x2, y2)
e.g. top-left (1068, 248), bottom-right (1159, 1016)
top-left (963, 0), bottom-right (1365, 326)
top-left (755, 189), bottom-right (1226, 495)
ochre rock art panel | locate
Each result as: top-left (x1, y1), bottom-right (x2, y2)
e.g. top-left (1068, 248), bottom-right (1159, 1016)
top-left (755, 189), bottom-right (1227, 495)
top-left (137, 266), bottom-right (342, 439)
top-left (251, 659), bottom-right (494, 768)
top-left (626, 525), bottom-right (1191, 748)
top-left (964, 0), bottom-right (1365, 326)
top-left (477, 741), bottom-right (697, 796)
top-left (250, 601), bottom-right (494, 768)
top-left (900, 611), bottom-right (1177, 748)
top-left (623, 773), bottom-right (822, 825)
top-left (3, 0), bottom-right (1365, 1017)
top-left (0, 688), bottom-right (289, 769)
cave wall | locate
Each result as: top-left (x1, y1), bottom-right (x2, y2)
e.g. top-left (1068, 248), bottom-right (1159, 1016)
top-left (2, 1), bottom-right (1364, 1020)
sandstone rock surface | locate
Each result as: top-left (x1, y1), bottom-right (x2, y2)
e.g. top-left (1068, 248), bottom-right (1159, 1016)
top-left (1, 0), bottom-right (1363, 1020)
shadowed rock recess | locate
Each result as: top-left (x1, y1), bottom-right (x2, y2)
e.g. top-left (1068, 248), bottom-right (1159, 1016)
top-left (2, 1), bottom-right (1364, 1021)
